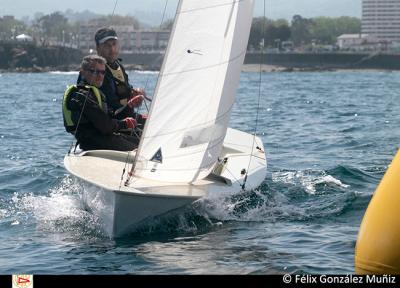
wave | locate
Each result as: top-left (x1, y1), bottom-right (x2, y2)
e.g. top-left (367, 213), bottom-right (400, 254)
top-left (327, 165), bottom-right (380, 190)
top-left (192, 165), bottom-right (370, 223)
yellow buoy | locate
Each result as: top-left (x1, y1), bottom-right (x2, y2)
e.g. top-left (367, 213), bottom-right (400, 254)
top-left (355, 149), bottom-right (400, 274)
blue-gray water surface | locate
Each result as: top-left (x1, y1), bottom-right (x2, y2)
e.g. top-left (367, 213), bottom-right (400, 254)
top-left (0, 70), bottom-right (399, 274)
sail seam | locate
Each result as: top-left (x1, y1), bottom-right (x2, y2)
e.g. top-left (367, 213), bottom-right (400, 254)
top-left (155, 135), bottom-right (226, 160)
top-left (136, 154), bottom-right (220, 171)
top-left (179, 0), bottom-right (243, 14)
top-left (142, 103), bottom-right (233, 138)
top-left (136, 137), bottom-right (226, 169)
top-left (160, 50), bottom-right (246, 77)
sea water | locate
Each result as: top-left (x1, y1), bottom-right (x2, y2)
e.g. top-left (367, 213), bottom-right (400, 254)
top-left (0, 70), bottom-right (399, 274)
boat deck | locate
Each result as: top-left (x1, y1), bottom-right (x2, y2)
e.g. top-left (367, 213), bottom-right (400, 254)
top-left (64, 128), bottom-right (267, 198)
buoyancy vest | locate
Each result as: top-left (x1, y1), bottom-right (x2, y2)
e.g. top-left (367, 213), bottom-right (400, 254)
top-left (106, 60), bottom-right (132, 104)
top-left (63, 85), bottom-right (105, 133)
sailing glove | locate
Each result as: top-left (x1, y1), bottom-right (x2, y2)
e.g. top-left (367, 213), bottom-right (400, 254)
top-left (128, 95), bottom-right (144, 108)
top-left (124, 117), bottom-right (137, 129)
top-left (131, 87), bottom-right (146, 98)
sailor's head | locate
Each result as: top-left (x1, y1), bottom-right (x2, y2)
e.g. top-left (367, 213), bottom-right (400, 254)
top-left (95, 27), bottom-right (119, 64)
top-left (80, 54), bottom-right (107, 88)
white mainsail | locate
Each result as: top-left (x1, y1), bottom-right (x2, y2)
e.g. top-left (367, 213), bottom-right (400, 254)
top-left (134, 0), bottom-right (255, 183)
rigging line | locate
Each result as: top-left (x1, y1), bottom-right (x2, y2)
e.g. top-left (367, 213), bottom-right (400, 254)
top-left (130, 0), bottom-right (169, 117)
top-left (68, 90), bottom-right (91, 154)
top-left (109, 0), bottom-right (133, 191)
top-left (242, 0), bottom-right (266, 190)
top-left (124, 0), bottom-right (170, 186)
top-left (132, 0), bottom-right (169, 91)
top-left (218, 158), bottom-right (243, 187)
top-left (118, 126), bottom-right (139, 190)
top-left (119, 150), bottom-right (132, 190)
top-left (111, 0), bottom-right (119, 18)
top-left (139, 0), bottom-right (170, 96)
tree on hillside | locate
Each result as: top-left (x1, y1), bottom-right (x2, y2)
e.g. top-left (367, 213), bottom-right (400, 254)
top-left (0, 16), bottom-right (27, 40)
top-left (334, 16), bottom-right (361, 36)
top-left (249, 17), bottom-right (291, 49)
top-left (291, 15), bottom-right (313, 46)
top-left (38, 12), bottom-right (68, 36)
top-left (309, 16), bottom-right (361, 44)
top-left (34, 12), bottom-right (80, 45)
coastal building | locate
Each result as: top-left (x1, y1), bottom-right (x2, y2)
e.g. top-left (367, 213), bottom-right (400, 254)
top-left (337, 34), bottom-right (386, 51)
top-left (78, 19), bottom-right (136, 53)
top-left (78, 20), bottom-right (170, 53)
top-left (362, 0), bottom-right (400, 43)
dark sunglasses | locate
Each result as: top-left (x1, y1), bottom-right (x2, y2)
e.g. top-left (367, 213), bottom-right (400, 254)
top-left (86, 68), bottom-right (106, 76)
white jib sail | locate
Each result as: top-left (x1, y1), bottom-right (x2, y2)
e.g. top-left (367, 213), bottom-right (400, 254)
top-left (134, 0), bottom-right (255, 183)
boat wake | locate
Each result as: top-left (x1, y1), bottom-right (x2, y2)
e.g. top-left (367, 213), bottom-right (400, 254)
top-left (0, 164), bottom-right (364, 240)
top-left (2, 176), bottom-right (105, 239)
top-left (271, 169), bottom-right (349, 195)
top-left (197, 166), bottom-right (358, 223)
top-left (120, 165), bottom-right (361, 237)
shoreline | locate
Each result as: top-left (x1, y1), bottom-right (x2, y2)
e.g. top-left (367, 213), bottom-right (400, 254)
top-left (241, 64), bottom-right (398, 73)
top-left (1, 64), bottom-right (398, 74)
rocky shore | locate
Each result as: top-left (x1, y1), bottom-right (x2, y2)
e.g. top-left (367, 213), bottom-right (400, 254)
top-left (0, 42), bottom-right (82, 73)
top-left (1, 42), bottom-right (400, 73)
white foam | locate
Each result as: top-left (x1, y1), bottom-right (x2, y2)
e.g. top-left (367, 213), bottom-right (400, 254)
top-left (272, 170), bottom-right (349, 195)
top-left (134, 70), bottom-right (159, 75)
top-left (0, 209), bottom-right (6, 218)
top-left (10, 177), bottom-right (103, 236)
top-left (197, 187), bottom-right (272, 222)
top-left (49, 71), bottom-right (79, 75)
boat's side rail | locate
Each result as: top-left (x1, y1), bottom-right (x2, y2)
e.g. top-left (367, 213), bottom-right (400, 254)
top-left (79, 150), bottom-right (136, 163)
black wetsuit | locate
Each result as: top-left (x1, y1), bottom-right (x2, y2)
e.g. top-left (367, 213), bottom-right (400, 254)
top-left (100, 60), bottom-right (147, 129)
top-left (101, 59), bottom-right (134, 118)
top-left (64, 81), bottom-right (139, 151)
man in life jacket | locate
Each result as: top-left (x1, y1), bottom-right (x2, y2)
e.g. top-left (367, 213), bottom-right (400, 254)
top-left (63, 54), bottom-right (139, 151)
top-left (94, 27), bottom-right (147, 128)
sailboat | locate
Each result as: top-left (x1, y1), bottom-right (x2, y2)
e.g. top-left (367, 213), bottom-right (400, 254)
top-left (64, 0), bottom-right (267, 237)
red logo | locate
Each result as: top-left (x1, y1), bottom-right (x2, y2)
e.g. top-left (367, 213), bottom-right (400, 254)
top-left (12, 275), bottom-right (33, 288)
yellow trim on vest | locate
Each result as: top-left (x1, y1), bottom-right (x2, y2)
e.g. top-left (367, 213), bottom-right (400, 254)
top-left (107, 63), bottom-right (126, 83)
top-left (120, 98), bottom-right (128, 106)
top-left (63, 85), bottom-right (76, 127)
top-left (63, 85), bottom-right (103, 128)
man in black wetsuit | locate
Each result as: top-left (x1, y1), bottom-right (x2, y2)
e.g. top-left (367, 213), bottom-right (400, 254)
top-left (63, 54), bottom-right (139, 151)
top-left (94, 27), bottom-right (147, 127)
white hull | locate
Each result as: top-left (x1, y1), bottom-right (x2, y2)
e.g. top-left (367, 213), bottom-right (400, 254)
top-left (64, 128), bottom-right (266, 237)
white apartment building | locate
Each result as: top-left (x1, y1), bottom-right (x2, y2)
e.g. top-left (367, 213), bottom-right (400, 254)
top-left (362, 0), bottom-right (400, 43)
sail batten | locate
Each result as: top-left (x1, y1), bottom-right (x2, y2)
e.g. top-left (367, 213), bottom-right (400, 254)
top-left (134, 0), bottom-right (255, 183)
